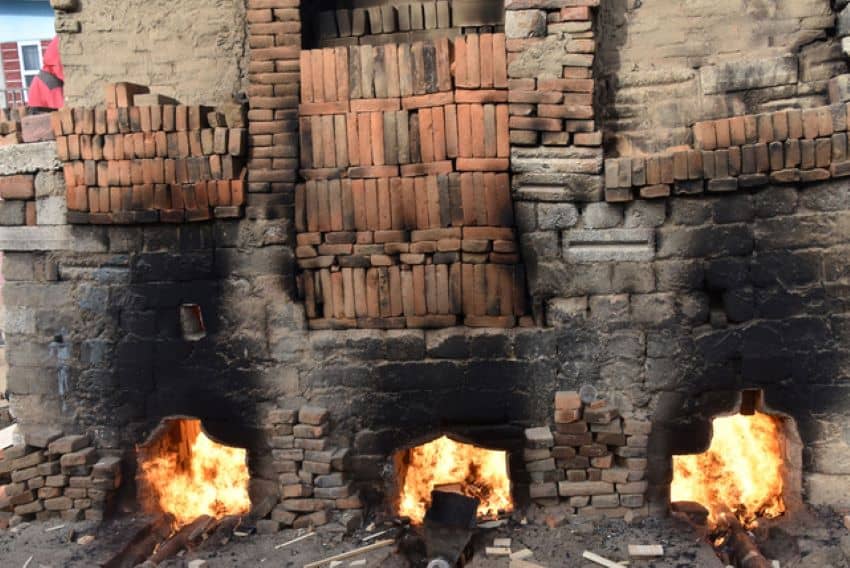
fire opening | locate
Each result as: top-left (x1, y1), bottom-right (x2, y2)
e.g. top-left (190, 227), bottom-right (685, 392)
top-left (394, 436), bottom-right (513, 525)
top-left (137, 418), bottom-right (251, 528)
top-left (670, 410), bottom-right (786, 530)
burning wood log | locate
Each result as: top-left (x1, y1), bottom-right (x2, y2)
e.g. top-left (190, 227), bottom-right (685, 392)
top-left (101, 514), bottom-right (174, 568)
top-left (717, 512), bottom-right (772, 568)
top-left (149, 515), bottom-right (214, 565)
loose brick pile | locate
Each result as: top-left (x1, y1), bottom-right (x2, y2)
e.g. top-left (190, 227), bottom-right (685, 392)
top-left (53, 82), bottom-right (247, 224)
top-left (524, 391), bottom-right (650, 518)
top-left (264, 405), bottom-right (362, 531)
top-left (605, 77), bottom-right (850, 201)
top-left (0, 431), bottom-right (121, 528)
top-left (295, 34), bottom-right (530, 330)
top-left (312, 1), bottom-right (503, 48)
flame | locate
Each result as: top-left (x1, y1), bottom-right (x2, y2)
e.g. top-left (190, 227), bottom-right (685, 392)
top-left (396, 436), bottom-right (513, 524)
top-left (671, 411), bottom-right (786, 529)
top-left (139, 420), bottom-right (251, 527)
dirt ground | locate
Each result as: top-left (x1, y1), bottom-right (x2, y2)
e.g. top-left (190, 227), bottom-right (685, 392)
top-left (1, 505), bottom-right (849, 567)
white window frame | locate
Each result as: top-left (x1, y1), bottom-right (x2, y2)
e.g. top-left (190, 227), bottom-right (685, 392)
top-left (17, 41), bottom-right (44, 102)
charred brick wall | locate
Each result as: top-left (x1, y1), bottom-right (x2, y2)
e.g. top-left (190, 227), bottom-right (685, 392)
top-left (0, 0), bottom-right (847, 529)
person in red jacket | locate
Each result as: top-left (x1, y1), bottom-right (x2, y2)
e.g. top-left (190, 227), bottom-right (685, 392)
top-left (27, 37), bottom-right (64, 111)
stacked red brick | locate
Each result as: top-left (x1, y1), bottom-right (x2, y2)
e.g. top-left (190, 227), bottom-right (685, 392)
top-left (245, 0), bottom-right (301, 210)
top-left (54, 82), bottom-right (247, 224)
top-left (314, 1), bottom-right (458, 47)
top-left (267, 405), bottom-right (362, 531)
top-left (0, 432), bottom-right (121, 527)
top-left (506, 5), bottom-right (599, 149)
top-left (0, 109), bottom-right (22, 147)
top-left (0, 173), bottom-right (37, 225)
top-left (524, 391), bottom-right (650, 518)
top-left (605, 103), bottom-right (850, 201)
top-left (295, 33), bottom-right (530, 330)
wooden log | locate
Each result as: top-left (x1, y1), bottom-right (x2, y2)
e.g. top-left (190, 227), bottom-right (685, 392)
top-left (149, 515), bottom-right (213, 565)
top-left (303, 539), bottom-right (394, 568)
top-left (717, 512), bottom-right (772, 568)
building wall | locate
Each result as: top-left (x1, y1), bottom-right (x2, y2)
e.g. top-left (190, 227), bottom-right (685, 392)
top-left (55, 0), bottom-right (248, 107)
top-left (598, 0), bottom-right (843, 155)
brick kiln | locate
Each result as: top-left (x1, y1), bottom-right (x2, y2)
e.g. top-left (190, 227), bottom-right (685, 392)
top-left (0, 0), bottom-right (849, 565)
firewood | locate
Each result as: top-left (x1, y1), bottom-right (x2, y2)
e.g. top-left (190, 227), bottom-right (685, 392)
top-left (582, 550), bottom-right (623, 568)
top-left (149, 515), bottom-right (213, 564)
top-left (303, 539), bottom-right (394, 568)
top-left (717, 513), bottom-right (772, 568)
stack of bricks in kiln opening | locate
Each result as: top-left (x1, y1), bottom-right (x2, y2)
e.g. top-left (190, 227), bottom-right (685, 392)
top-left (0, 431), bottom-right (121, 527)
top-left (524, 390), bottom-right (650, 518)
top-left (52, 82), bottom-right (247, 224)
top-left (267, 405), bottom-right (361, 530)
top-left (295, 33), bottom-right (531, 330)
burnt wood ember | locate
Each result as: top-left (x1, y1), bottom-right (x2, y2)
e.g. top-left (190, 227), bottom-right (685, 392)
top-left (149, 515), bottom-right (217, 565)
top-left (101, 514), bottom-right (174, 568)
top-left (716, 512), bottom-right (772, 568)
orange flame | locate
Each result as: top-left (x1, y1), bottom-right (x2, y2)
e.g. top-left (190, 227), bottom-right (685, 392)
top-left (396, 436), bottom-right (513, 524)
top-left (140, 422), bottom-right (251, 527)
top-left (671, 411), bottom-right (786, 528)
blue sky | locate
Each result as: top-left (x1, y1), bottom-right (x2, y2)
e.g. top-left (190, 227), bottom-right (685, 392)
top-left (0, 0), bottom-right (55, 43)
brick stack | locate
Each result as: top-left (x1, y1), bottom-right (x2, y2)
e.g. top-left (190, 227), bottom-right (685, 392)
top-left (525, 390), bottom-right (650, 518)
top-left (506, 3), bottom-right (601, 181)
top-left (53, 82), bottom-right (247, 224)
top-left (0, 431), bottom-right (121, 528)
top-left (295, 33), bottom-right (530, 330)
top-left (0, 173), bottom-right (38, 226)
top-left (0, 108), bottom-right (22, 147)
top-left (245, 0), bottom-right (301, 218)
top-left (267, 405), bottom-right (362, 531)
top-left (312, 1), bottom-right (505, 48)
top-left (605, 101), bottom-right (850, 202)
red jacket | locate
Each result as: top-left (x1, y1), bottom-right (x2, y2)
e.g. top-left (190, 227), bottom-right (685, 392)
top-left (27, 37), bottom-right (64, 110)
